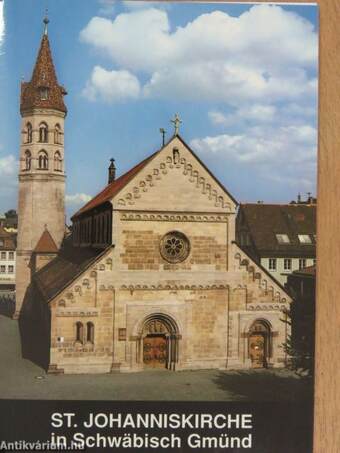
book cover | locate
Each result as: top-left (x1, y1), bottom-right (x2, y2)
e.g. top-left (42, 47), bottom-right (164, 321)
top-left (0, 1), bottom-right (318, 451)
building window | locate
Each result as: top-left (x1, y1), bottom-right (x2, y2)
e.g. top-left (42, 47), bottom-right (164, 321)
top-left (76, 322), bottom-right (84, 344)
top-left (39, 122), bottom-right (48, 143)
top-left (284, 258), bottom-right (292, 270)
top-left (298, 234), bottom-right (312, 244)
top-left (1, 252), bottom-right (6, 260)
top-left (24, 150), bottom-right (31, 171)
top-left (86, 322), bottom-right (94, 344)
top-left (54, 151), bottom-right (62, 171)
top-left (0, 265), bottom-right (5, 273)
top-left (8, 265), bottom-right (14, 274)
top-left (38, 151), bottom-right (48, 170)
top-left (0, 239), bottom-right (3, 247)
top-left (54, 124), bottom-right (62, 144)
top-left (268, 258), bottom-right (277, 271)
top-left (119, 328), bottom-right (127, 341)
top-left (313, 259), bottom-right (316, 265)
top-left (276, 234), bottom-right (290, 244)
top-left (40, 87), bottom-right (49, 100)
top-left (8, 252), bottom-right (14, 260)
top-left (299, 258), bottom-right (307, 270)
top-left (26, 122), bottom-right (33, 143)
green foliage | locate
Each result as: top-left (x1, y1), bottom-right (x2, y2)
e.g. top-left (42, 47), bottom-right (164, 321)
top-left (283, 298), bottom-right (315, 377)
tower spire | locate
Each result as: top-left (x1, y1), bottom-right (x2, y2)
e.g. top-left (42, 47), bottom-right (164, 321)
top-left (43, 9), bottom-right (49, 35)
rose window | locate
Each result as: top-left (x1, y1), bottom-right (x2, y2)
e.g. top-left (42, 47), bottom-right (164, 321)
top-left (160, 231), bottom-right (190, 263)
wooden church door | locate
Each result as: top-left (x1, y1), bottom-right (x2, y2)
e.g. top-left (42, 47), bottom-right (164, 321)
top-left (143, 335), bottom-right (167, 368)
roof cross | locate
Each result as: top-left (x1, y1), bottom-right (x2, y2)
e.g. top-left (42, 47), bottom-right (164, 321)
top-left (171, 114), bottom-right (182, 136)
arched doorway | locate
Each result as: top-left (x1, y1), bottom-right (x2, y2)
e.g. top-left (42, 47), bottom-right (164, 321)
top-left (248, 320), bottom-right (271, 368)
top-left (141, 314), bottom-right (180, 370)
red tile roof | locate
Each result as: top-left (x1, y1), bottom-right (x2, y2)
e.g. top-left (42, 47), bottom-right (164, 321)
top-left (34, 229), bottom-right (58, 253)
top-left (293, 265), bottom-right (316, 276)
top-left (20, 34), bottom-right (67, 114)
top-left (72, 151), bottom-right (158, 219)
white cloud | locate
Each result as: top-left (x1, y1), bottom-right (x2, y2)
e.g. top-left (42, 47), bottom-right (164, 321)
top-left (209, 104), bottom-right (277, 127)
top-left (190, 124), bottom-right (317, 188)
top-left (80, 5), bottom-right (317, 104)
top-left (65, 193), bottom-right (92, 206)
top-left (82, 66), bottom-right (141, 102)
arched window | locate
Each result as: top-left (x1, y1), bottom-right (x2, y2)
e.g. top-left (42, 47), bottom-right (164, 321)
top-left (24, 150), bottom-right (31, 171)
top-left (76, 322), bottom-right (84, 343)
top-left (38, 150), bottom-right (48, 170)
top-left (26, 123), bottom-right (33, 143)
top-left (54, 124), bottom-right (62, 144)
top-left (39, 122), bottom-right (48, 143)
top-left (86, 322), bottom-right (94, 344)
top-left (54, 151), bottom-right (62, 171)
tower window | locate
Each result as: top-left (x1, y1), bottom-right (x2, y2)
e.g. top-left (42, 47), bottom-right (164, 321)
top-left (38, 151), bottom-right (48, 170)
top-left (26, 123), bottom-right (33, 143)
top-left (76, 322), bottom-right (84, 344)
top-left (86, 322), bottom-right (94, 344)
top-left (40, 87), bottom-right (49, 100)
top-left (39, 122), bottom-right (48, 143)
top-left (54, 124), bottom-right (62, 144)
top-left (24, 150), bottom-right (31, 171)
top-left (54, 151), bottom-right (62, 172)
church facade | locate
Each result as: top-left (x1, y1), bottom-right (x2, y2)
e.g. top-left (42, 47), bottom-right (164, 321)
top-left (16, 22), bottom-right (291, 374)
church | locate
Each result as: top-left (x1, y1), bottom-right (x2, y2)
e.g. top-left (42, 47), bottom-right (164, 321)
top-left (15, 19), bottom-right (291, 374)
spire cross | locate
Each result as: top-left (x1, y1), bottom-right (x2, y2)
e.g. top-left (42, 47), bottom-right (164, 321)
top-left (43, 9), bottom-right (49, 35)
top-left (171, 114), bottom-right (182, 136)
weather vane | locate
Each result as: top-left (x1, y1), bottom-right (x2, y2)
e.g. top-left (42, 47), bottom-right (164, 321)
top-left (171, 114), bottom-right (182, 135)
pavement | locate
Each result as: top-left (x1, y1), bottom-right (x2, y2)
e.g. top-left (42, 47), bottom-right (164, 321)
top-left (0, 312), bottom-right (313, 401)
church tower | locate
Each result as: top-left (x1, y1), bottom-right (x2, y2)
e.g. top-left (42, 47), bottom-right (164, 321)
top-left (15, 17), bottom-right (67, 318)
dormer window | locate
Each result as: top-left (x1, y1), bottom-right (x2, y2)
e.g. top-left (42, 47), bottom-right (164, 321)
top-left (40, 87), bottom-right (49, 100)
top-left (298, 234), bottom-right (312, 244)
top-left (276, 234), bottom-right (290, 244)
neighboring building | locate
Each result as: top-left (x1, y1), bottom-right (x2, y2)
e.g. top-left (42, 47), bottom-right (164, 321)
top-left (18, 19), bottom-right (292, 375)
top-left (0, 210), bottom-right (18, 234)
top-left (236, 202), bottom-right (316, 286)
top-left (286, 265), bottom-right (316, 303)
top-left (285, 265), bottom-right (316, 374)
top-left (0, 226), bottom-right (16, 290)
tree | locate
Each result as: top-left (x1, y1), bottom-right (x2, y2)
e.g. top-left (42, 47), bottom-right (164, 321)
top-left (283, 295), bottom-right (315, 377)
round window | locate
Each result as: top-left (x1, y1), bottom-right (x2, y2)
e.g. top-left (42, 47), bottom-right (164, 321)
top-left (160, 231), bottom-right (190, 263)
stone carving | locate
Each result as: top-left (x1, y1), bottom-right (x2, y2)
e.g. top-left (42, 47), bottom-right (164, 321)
top-left (117, 153), bottom-right (233, 211)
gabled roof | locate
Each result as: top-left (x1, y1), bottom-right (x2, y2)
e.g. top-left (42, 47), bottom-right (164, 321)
top-left (20, 33), bottom-right (67, 113)
top-left (34, 238), bottom-right (110, 302)
top-left (0, 226), bottom-right (16, 250)
top-left (34, 229), bottom-right (58, 253)
top-left (238, 203), bottom-right (316, 257)
top-left (72, 134), bottom-right (238, 220)
top-left (72, 151), bottom-right (158, 219)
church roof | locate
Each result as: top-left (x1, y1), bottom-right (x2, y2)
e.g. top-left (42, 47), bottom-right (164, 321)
top-left (72, 150), bottom-right (159, 219)
top-left (20, 32), bottom-right (67, 114)
top-left (34, 229), bottom-right (58, 253)
top-left (34, 238), bottom-right (109, 302)
top-left (72, 134), bottom-right (238, 220)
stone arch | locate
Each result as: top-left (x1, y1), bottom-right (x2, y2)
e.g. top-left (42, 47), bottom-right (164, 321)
top-left (135, 312), bottom-right (181, 371)
top-left (246, 318), bottom-right (273, 368)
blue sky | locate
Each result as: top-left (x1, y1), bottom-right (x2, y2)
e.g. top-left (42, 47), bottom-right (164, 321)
top-left (0, 1), bottom-right (318, 219)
